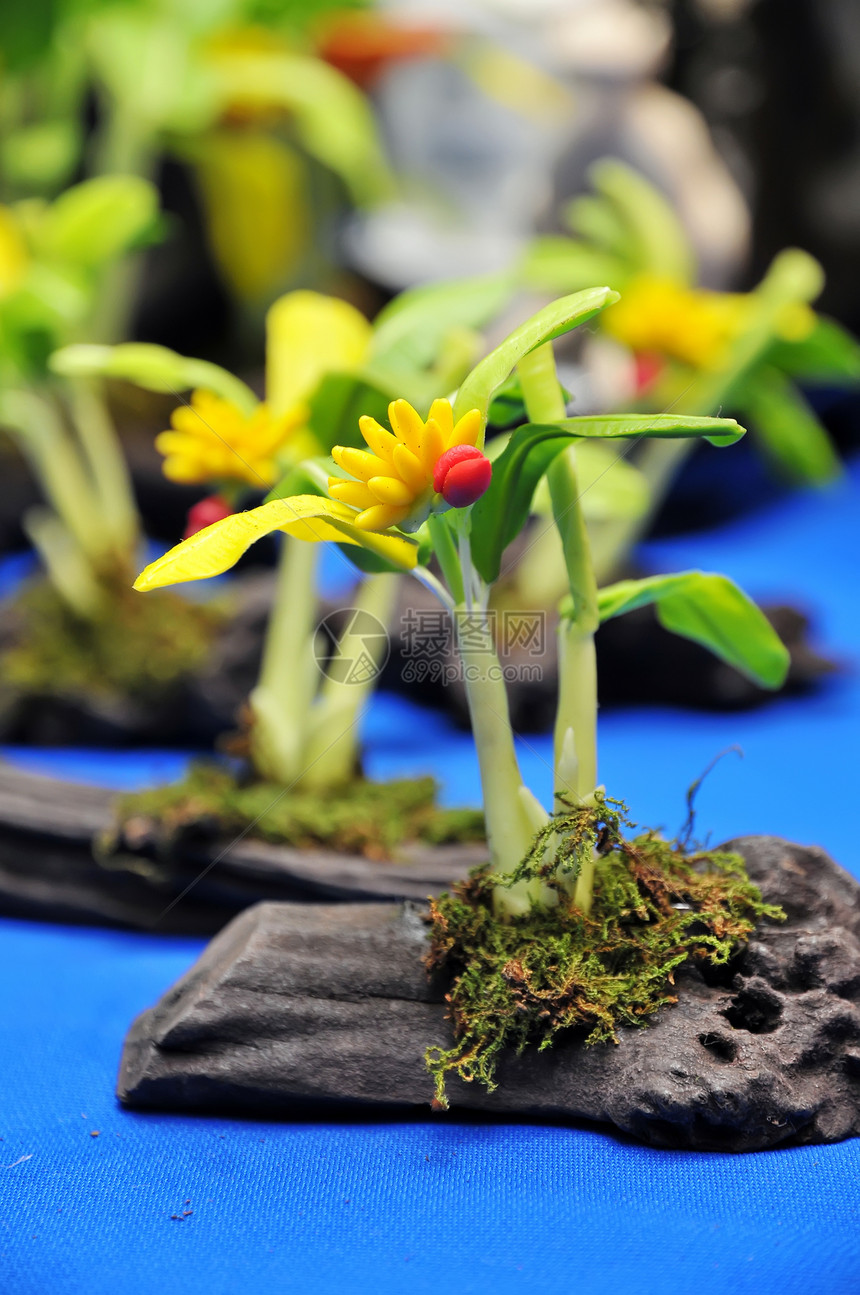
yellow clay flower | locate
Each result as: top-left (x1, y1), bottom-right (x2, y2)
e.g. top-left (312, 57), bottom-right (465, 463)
top-left (328, 398), bottom-right (483, 531)
top-left (603, 275), bottom-right (752, 370)
top-left (603, 274), bottom-right (817, 371)
top-left (155, 389), bottom-right (313, 487)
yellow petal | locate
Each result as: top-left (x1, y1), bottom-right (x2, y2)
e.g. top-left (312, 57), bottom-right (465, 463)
top-left (392, 443), bottom-right (428, 494)
top-left (368, 475), bottom-right (413, 505)
top-left (134, 495), bottom-right (417, 591)
top-left (428, 398), bottom-right (454, 439)
top-left (266, 290), bottom-right (372, 415)
top-left (358, 415), bottom-right (398, 461)
top-left (155, 430), bottom-right (193, 456)
top-left (354, 503), bottom-right (410, 531)
top-left (449, 407), bottom-right (482, 449)
top-left (332, 444), bottom-right (392, 483)
top-left (417, 417), bottom-right (444, 473)
top-left (328, 479), bottom-right (376, 509)
top-left (161, 456), bottom-right (208, 485)
top-left (388, 399), bottom-right (424, 456)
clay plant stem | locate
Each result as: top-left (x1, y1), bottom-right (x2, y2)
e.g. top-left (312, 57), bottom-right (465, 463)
top-left (299, 572), bottom-right (400, 791)
top-left (67, 376), bottom-right (139, 556)
top-left (0, 388), bottom-right (110, 568)
top-left (454, 599), bottom-right (551, 916)
top-left (517, 342), bottom-right (600, 913)
top-left (249, 536), bottom-right (319, 785)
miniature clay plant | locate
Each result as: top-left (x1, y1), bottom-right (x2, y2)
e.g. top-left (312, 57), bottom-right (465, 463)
top-left (58, 276), bottom-right (516, 853)
top-left (0, 175), bottom-right (229, 727)
top-left (523, 159), bottom-right (860, 586)
top-left (0, 0), bottom-right (393, 333)
top-left (131, 286), bottom-right (790, 1093)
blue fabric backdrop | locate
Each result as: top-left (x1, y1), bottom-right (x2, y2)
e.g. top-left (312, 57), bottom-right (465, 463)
top-left (2, 464), bottom-right (859, 1294)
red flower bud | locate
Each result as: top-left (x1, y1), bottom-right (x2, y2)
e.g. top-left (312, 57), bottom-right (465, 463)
top-left (634, 352), bottom-right (664, 394)
top-left (432, 445), bottom-right (492, 508)
top-left (183, 494), bottom-right (233, 539)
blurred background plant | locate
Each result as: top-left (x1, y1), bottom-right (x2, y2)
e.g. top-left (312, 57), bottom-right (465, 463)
top-left (0, 0), bottom-right (858, 744)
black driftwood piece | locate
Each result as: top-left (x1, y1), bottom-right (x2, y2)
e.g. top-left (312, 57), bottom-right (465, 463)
top-left (118, 836), bottom-right (860, 1151)
top-left (0, 764), bottom-right (484, 933)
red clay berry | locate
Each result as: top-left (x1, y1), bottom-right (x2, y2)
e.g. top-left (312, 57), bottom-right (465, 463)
top-left (432, 445), bottom-right (492, 508)
top-left (183, 494), bottom-right (233, 539)
top-left (634, 352), bottom-right (664, 394)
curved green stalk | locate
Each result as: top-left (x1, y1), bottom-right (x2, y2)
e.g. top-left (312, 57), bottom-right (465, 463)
top-left (454, 602), bottom-right (551, 916)
top-left (67, 376), bottom-right (139, 555)
top-left (249, 536), bottom-right (319, 785)
top-left (0, 388), bottom-right (110, 568)
top-left (517, 343), bottom-right (600, 913)
top-left (300, 572), bottom-right (400, 791)
top-left (22, 508), bottom-right (104, 618)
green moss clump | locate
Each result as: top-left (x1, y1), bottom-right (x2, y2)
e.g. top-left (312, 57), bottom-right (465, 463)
top-left (2, 573), bottom-right (225, 701)
top-left (112, 763), bottom-right (485, 859)
top-left (425, 794), bottom-right (784, 1107)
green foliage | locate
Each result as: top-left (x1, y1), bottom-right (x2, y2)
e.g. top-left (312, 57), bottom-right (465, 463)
top-left (735, 367), bottom-right (841, 485)
top-left (583, 159), bottom-right (695, 282)
top-left (36, 175), bottom-right (161, 268)
top-left (766, 315), bottom-right (860, 384)
top-left (1, 120), bottom-right (81, 193)
top-left (112, 764), bottom-right (485, 858)
top-left (306, 371), bottom-right (397, 452)
top-left (471, 414), bottom-right (744, 583)
top-left (520, 236), bottom-right (627, 297)
top-left (596, 571), bottom-right (790, 688)
top-left (453, 287), bottom-right (619, 422)
top-left (0, 0), bottom-right (58, 70)
top-left (425, 794), bottom-right (783, 1106)
top-left (210, 51), bottom-right (393, 206)
top-left (370, 272), bottom-right (516, 374)
top-left (522, 158), bottom-right (693, 296)
top-left (50, 342), bottom-right (258, 413)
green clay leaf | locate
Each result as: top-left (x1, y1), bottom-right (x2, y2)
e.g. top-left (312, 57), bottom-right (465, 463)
top-left (520, 236), bottom-right (629, 296)
top-left (370, 271), bottom-right (516, 373)
top-left (49, 343), bottom-right (258, 414)
top-left (470, 414), bottom-right (744, 583)
top-left (767, 315), bottom-right (860, 384)
top-left (596, 571), bottom-right (790, 688)
top-left (211, 52), bottom-right (393, 205)
top-left (453, 286), bottom-right (619, 423)
top-left (306, 370), bottom-right (397, 452)
top-left (736, 367), bottom-right (841, 485)
top-left (36, 176), bottom-right (161, 269)
top-left (588, 159), bottom-right (695, 283)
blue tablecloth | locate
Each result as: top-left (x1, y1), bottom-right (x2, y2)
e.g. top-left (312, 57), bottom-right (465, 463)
top-left (3, 464), bottom-right (860, 1294)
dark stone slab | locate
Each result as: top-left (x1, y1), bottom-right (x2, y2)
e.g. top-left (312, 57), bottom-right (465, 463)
top-left (0, 763), bottom-right (485, 933)
top-left (118, 836), bottom-right (860, 1151)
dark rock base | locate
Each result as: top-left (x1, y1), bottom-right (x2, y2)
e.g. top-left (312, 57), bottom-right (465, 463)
top-left (0, 572), bottom-right (271, 749)
top-left (0, 764), bottom-right (484, 933)
top-left (118, 836), bottom-right (860, 1151)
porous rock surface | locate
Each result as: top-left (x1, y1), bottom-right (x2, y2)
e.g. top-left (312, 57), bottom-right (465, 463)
top-left (118, 836), bottom-right (860, 1151)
